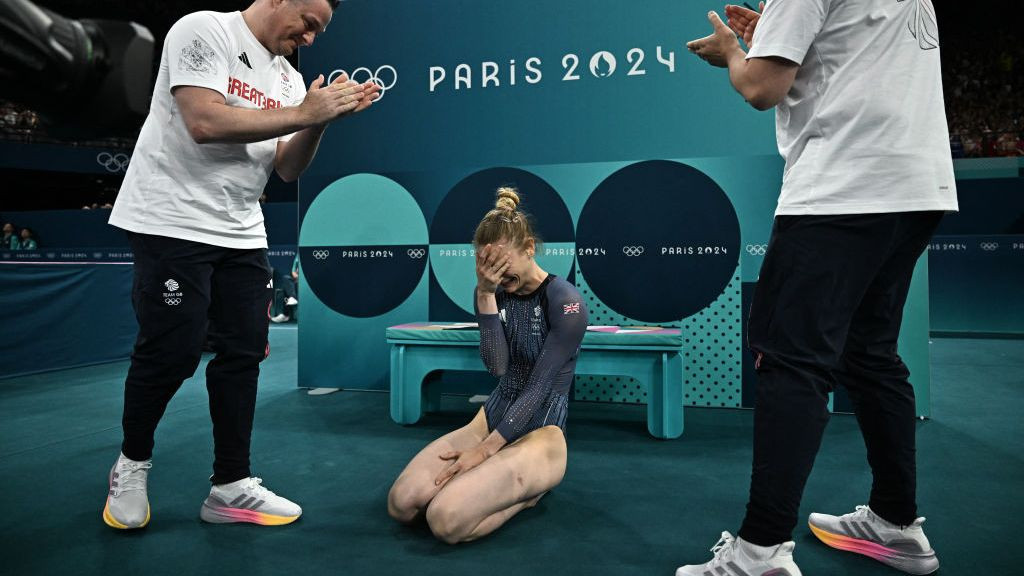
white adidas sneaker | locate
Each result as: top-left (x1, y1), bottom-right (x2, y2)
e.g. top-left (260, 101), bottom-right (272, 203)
top-left (103, 452), bottom-right (152, 529)
top-left (199, 477), bottom-right (302, 525)
top-left (809, 505), bottom-right (939, 574)
top-left (676, 531), bottom-right (802, 576)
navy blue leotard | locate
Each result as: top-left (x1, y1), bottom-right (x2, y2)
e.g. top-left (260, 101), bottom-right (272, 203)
top-left (475, 275), bottom-right (588, 443)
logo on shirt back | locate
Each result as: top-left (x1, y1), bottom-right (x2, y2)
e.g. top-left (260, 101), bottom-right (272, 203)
top-left (238, 52), bottom-right (252, 69)
top-left (898, 0), bottom-right (938, 50)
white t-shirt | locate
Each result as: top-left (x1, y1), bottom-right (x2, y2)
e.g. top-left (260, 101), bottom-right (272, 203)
top-left (109, 11), bottom-right (307, 249)
top-left (747, 0), bottom-right (958, 215)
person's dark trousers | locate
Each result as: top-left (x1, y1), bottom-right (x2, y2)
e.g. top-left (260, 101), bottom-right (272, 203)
top-left (738, 211), bottom-right (943, 547)
top-left (272, 267), bottom-right (297, 300)
top-left (120, 232), bottom-right (272, 485)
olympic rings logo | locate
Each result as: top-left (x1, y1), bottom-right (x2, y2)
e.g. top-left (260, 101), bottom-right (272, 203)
top-left (979, 242), bottom-right (999, 251)
top-left (328, 65), bottom-right (397, 101)
top-left (746, 244), bottom-right (768, 256)
top-left (97, 152), bottom-right (130, 173)
top-left (312, 250), bottom-right (330, 260)
top-left (622, 246), bottom-right (645, 257)
top-left (164, 298), bottom-right (182, 306)
top-left (407, 248), bottom-right (426, 259)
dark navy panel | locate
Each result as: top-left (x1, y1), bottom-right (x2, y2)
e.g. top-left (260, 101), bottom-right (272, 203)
top-left (576, 160), bottom-right (741, 323)
top-left (300, 245), bottom-right (427, 318)
top-left (430, 167), bottom-right (574, 244)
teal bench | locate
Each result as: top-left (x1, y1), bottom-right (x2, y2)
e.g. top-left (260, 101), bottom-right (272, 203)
top-left (386, 323), bottom-right (686, 439)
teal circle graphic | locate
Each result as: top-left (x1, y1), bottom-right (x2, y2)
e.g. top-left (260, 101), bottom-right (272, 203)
top-left (300, 174), bottom-right (428, 317)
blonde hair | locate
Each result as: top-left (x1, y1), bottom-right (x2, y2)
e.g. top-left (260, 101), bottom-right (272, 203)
top-left (473, 187), bottom-right (540, 250)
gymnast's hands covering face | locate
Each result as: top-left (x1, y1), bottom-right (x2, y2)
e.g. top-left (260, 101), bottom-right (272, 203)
top-left (475, 243), bottom-right (511, 294)
top-left (434, 445), bottom-right (489, 487)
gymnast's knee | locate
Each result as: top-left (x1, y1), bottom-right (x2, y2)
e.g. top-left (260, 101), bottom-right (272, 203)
top-left (425, 495), bottom-right (471, 545)
top-left (387, 480), bottom-right (425, 524)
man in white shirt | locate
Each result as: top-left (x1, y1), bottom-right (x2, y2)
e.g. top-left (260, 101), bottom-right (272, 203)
top-left (677, 1), bottom-right (956, 574)
top-left (103, 0), bottom-right (379, 530)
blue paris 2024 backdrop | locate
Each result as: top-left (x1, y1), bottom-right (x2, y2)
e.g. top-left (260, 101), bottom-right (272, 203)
top-left (295, 0), bottom-right (932, 414)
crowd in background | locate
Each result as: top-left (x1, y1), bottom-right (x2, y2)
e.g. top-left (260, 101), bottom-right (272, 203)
top-left (2, 222), bottom-right (38, 250)
top-left (945, 31), bottom-right (1023, 158)
top-left (0, 101), bottom-right (40, 137)
top-left (1, 99), bottom-right (135, 149)
top-left (80, 186), bottom-right (120, 210)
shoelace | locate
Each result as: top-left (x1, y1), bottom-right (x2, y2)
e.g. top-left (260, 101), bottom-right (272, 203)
top-left (241, 477), bottom-right (277, 499)
top-left (706, 531), bottom-right (737, 568)
top-left (114, 460), bottom-right (151, 494)
top-left (850, 504), bottom-right (925, 531)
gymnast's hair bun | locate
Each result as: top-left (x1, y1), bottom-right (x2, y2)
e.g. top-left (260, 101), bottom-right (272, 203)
top-left (495, 187), bottom-right (520, 211)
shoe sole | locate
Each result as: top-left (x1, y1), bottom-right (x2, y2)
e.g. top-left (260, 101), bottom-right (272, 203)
top-left (808, 522), bottom-right (939, 575)
top-left (103, 499), bottom-right (150, 529)
top-left (200, 502), bottom-right (300, 526)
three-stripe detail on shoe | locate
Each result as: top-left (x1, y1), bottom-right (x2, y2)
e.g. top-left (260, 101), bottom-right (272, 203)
top-left (841, 520), bottom-right (882, 542)
top-left (228, 494), bottom-right (265, 510)
top-left (702, 563), bottom-right (752, 576)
